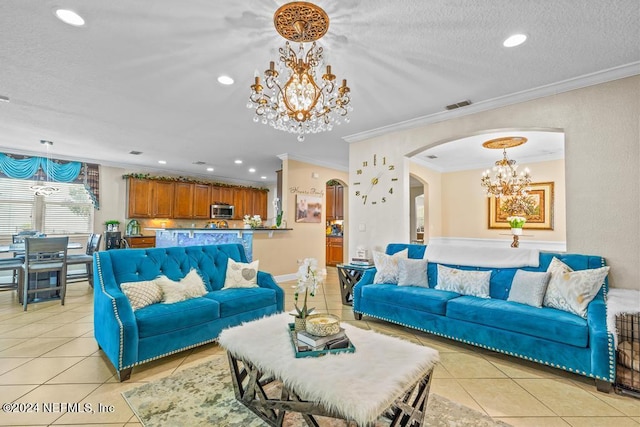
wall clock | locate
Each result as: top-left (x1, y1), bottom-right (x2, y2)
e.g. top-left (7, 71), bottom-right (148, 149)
top-left (353, 154), bottom-right (398, 205)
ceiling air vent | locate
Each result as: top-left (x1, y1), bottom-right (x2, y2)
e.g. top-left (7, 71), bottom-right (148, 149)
top-left (445, 100), bottom-right (472, 110)
top-left (192, 161), bottom-right (206, 165)
top-left (129, 150), bottom-right (143, 155)
top-left (426, 155), bottom-right (438, 159)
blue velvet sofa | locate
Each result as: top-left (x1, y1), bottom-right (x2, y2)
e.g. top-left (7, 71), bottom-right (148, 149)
top-left (353, 244), bottom-right (615, 392)
top-left (93, 243), bottom-right (284, 381)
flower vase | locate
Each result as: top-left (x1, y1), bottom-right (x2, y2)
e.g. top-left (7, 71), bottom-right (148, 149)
top-left (244, 224), bottom-right (251, 229)
top-left (511, 228), bottom-right (522, 236)
top-left (294, 317), bottom-right (306, 332)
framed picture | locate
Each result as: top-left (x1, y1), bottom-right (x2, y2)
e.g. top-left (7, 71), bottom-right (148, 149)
top-left (295, 195), bottom-right (322, 223)
top-left (488, 182), bottom-right (554, 230)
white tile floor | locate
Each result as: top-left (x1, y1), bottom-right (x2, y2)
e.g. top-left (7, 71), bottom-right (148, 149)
top-left (0, 268), bottom-right (637, 426)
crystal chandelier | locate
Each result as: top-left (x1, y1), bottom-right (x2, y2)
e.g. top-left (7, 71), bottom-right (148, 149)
top-left (247, 2), bottom-right (352, 142)
top-left (480, 137), bottom-right (532, 200)
top-left (30, 140), bottom-right (60, 196)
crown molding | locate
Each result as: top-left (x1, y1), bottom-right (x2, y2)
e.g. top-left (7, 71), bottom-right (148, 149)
top-left (344, 62), bottom-right (640, 144)
top-left (277, 152), bottom-right (348, 172)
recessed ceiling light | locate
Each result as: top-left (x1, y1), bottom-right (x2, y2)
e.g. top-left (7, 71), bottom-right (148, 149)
top-left (260, 176), bottom-right (267, 180)
top-left (249, 168), bottom-right (256, 173)
top-left (503, 34), bottom-right (527, 48)
top-left (206, 167), bottom-right (214, 172)
top-left (55, 9), bottom-right (85, 27)
top-left (234, 160), bottom-right (243, 164)
top-left (217, 75), bottom-right (234, 85)
top-left (158, 160), bottom-right (167, 164)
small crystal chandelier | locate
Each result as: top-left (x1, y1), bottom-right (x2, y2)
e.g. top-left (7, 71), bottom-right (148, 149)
top-left (30, 140), bottom-right (60, 196)
top-left (480, 137), bottom-right (532, 200)
top-left (247, 2), bottom-right (352, 142)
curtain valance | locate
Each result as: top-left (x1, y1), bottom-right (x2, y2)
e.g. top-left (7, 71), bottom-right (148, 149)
top-left (0, 153), bottom-right (100, 209)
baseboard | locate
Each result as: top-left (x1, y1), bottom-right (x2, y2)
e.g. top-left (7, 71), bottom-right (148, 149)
top-left (428, 237), bottom-right (567, 252)
top-left (273, 273), bottom-right (297, 283)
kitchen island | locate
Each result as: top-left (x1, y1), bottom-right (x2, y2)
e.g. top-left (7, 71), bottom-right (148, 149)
top-left (150, 228), bottom-right (291, 262)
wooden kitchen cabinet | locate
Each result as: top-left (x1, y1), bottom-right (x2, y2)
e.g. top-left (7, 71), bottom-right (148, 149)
top-left (127, 178), bottom-right (174, 218)
top-left (125, 236), bottom-right (156, 248)
top-left (326, 236), bottom-right (343, 266)
top-left (173, 182), bottom-right (194, 218)
top-left (326, 184), bottom-right (344, 220)
top-left (193, 184), bottom-right (211, 219)
top-left (174, 182), bottom-right (210, 219)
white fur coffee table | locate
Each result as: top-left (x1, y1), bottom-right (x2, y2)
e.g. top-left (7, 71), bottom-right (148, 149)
top-left (218, 313), bottom-right (439, 426)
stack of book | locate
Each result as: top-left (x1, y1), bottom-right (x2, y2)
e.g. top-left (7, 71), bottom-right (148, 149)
top-left (350, 257), bottom-right (373, 266)
top-left (296, 328), bottom-right (350, 352)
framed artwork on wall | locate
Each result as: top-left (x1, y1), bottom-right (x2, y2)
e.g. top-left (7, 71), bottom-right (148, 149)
top-left (295, 195), bottom-right (322, 223)
top-left (488, 181), bottom-right (554, 230)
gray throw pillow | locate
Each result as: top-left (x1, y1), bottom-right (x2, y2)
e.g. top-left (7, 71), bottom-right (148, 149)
top-left (507, 270), bottom-right (551, 308)
top-left (397, 258), bottom-right (429, 288)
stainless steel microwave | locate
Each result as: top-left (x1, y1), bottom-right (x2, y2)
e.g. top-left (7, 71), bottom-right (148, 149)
top-left (211, 204), bottom-right (234, 219)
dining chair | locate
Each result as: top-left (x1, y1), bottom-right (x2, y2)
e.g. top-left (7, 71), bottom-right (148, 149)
top-left (0, 258), bottom-right (23, 290)
top-left (66, 233), bottom-right (102, 287)
top-left (21, 236), bottom-right (69, 311)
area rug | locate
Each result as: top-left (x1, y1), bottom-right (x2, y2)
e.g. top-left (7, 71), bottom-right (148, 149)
top-left (123, 356), bottom-right (511, 427)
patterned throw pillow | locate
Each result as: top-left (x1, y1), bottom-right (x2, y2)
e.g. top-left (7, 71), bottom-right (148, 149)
top-left (507, 270), bottom-right (551, 307)
top-left (397, 258), bottom-right (429, 288)
top-left (121, 280), bottom-right (163, 310)
top-left (543, 257), bottom-right (609, 318)
top-left (223, 259), bottom-right (259, 289)
top-left (156, 269), bottom-right (208, 304)
top-left (435, 265), bottom-right (491, 298)
top-left (373, 249), bottom-right (409, 284)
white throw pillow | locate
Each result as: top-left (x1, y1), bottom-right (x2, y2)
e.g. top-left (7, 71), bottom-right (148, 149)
top-left (156, 269), bottom-right (208, 304)
top-left (435, 265), bottom-right (491, 298)
top-left (507, 270), bottom-right (551, 308)
top-left (397, 258), bottom-right (429, 288)
top-left (373, 249), bottom-right (409, 284)
top-left (223, 259), bottom-right (259, 289)
top-left (543, 257), bottom-right (609, 318)
top-left (120, 280), bottom-right (163, 310)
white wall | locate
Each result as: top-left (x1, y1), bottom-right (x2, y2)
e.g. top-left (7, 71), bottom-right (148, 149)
top-left (349, 76), bottom-right (640, 290)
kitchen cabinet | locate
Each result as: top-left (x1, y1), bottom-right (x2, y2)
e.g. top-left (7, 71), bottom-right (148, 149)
top-left (127, 178), bottom-right (266, 220)
top-left (326, 184), bottom-right (344, 220)
top-left (127, 178), bottom-right (174, 218)
top-left (193, 184), bottom-right (211, 219)
top-left (174, 182), bottom-right (211, 219)
top-left (242, 189), bottom-right (268, 219)
top-left (125, 236), bottom-right (156, 248)
top-left (326, 236), bottom-right (343, 266)
top-left (173, 182), bottom-right (194, 218)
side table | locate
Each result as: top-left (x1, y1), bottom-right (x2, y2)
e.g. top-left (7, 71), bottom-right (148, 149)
top-left (336, 263), bottom-right (375, 306)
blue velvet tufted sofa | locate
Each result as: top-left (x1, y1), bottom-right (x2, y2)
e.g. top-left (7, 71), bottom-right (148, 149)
top-left (93, 243), bottom-right (284, 381)
top-left (353, 244), bottom-right (615, 392)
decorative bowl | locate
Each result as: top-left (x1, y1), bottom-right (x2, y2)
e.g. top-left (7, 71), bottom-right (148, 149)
top-left (305, 313), bottom-right (340, 337)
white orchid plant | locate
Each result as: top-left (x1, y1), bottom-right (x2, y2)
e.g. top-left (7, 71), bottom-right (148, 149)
top-left (292, 258), bottom-right (326, 319)
top-left (243, 214), bottom-right (262, 228)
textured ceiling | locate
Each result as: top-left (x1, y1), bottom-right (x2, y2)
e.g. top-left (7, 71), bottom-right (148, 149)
top-left (0, 1), bottom-right (638, 184)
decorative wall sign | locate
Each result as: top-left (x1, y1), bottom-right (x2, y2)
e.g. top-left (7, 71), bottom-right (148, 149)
top-left (488, 181), bottom-right (554, 230)
top-left (295, 195), bottom-right (322, 223)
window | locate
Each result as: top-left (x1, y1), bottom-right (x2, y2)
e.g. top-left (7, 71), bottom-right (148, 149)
top-left (0, 177), bottom-right (94, 235)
